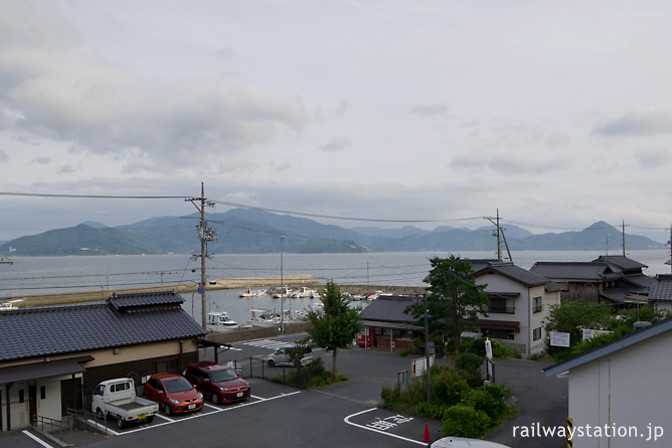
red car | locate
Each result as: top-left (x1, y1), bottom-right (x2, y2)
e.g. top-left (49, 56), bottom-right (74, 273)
top-left (183, 361), bottom-right (250, 404)
top-left (142, 373), bottom-right (204, 415)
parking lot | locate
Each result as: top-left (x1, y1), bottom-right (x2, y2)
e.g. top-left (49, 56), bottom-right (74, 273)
top-left (7, 335), bottom-right (567, 448)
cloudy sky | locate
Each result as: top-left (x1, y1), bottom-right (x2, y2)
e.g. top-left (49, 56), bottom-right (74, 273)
top-left (1, 0), bottom-right (671, 243)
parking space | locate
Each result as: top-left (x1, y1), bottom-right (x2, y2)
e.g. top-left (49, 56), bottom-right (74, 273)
top-left (87, 377), bottom-right (295, 436)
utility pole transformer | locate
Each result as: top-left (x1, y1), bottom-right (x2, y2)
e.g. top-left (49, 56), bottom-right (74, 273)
top-left (186, 183), bottom-right (218, 329)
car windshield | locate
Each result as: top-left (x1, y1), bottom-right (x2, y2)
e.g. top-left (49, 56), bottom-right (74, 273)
top-left (163, 377), bottom-right (193, 393)
top-left (209, 368), bottom-right (238, 382)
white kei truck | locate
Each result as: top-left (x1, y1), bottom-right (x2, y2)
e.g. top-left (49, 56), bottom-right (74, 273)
top-left (91, 378), bottom-right (159, 428)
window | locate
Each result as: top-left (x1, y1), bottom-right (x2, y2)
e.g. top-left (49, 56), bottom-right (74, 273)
top-left (481, 327), bottom-right (515, 340)
top-left (488, 297), bottom-right (515, 314)
top-left (533, 327), bottom-right (542, 341)
top-left (533, 296), bottom-right (543, 313)
top-left (19, 389), bottom-right (25, 403)
top-left (94, 385), bottom-right (104, 396)
top-left (40, 386), bottom-right (46, 400)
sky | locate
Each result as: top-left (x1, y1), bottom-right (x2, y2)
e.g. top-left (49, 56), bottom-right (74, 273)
top-left (1, 0), bottom-right (672, 243)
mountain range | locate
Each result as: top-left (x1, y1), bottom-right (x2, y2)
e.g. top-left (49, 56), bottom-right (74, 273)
top-left (0, 208), bottom-right (665, 256)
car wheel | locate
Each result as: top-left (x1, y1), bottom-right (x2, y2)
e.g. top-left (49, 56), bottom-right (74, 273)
top-left (146, 416), bottom-right (154, 424)
top-left (164, 403), bottom-right (171, 416)
top-left (267, 359), bottom-right (275, 367)
top-left (116, 416), bottom-right (125, 429)
top-left (212, 393), bottom-right (219, 405)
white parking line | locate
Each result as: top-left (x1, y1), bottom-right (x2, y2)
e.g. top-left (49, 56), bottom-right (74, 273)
top-left (155, 413), bottom-right (175, 422)
top-left (22, 430), bottom-right (55, 448)
top-left (115, 391), bottom-right (302, 436)
top-left (85, 420), bottom-right (120, 436)
top-left (344, 408), bottom-right (426, 446)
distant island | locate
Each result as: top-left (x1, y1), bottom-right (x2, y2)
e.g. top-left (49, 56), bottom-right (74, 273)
top-left (0, 209), bottom-right (665, 256)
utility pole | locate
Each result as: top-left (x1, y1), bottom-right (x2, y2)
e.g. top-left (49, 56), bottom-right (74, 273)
top-left (485, 209), bottom-right (512, 262)
top-left (186, 183), bottom-right (217, 329)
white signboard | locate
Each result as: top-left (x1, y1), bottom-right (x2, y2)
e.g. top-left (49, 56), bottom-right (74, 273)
top-left (485, 338), bottom-right (493, 360)
top-left (550, 331), bottom-right (571, 348)
top-left (582, 329), bottom-right (612, 341)
top-left (412, 355), bottom-right (436, 378)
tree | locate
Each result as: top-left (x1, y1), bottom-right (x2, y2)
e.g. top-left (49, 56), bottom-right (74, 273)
top-left (542, 300), bottom-right (613, 350)
top-left (307, 280), bottom-right (363, 381)
top-left (407, 256), bottom-right (489, 354)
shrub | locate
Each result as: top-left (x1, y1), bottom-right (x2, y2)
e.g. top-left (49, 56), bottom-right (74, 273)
top-left (441, 405), bottom-right (491, 438)
top-left (468, 337), bottom-right (521, 359)
top-left (456, 352), bottom-right (484, 388)
top-left (430, 366), bottom-right (470, 407)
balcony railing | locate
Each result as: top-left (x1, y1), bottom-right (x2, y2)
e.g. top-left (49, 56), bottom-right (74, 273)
top-left (487, 305), bottom-right (515, 314)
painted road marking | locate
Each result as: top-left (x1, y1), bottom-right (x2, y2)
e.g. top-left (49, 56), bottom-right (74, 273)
top-left (344, 408), bottom-right (426, 446)
top-left (108, 391), bottom-right (302, 436)
top-left (22, 430), bottom-right (55, 448)
top-left (241, 339), bottom-right (289, 350)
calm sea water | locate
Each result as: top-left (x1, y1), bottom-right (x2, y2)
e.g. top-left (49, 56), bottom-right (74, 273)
top-left (1, 250), bottom-right (670, 324)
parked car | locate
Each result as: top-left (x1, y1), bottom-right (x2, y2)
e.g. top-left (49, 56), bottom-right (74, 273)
top-left (266, 345), bottom-right (313, 367)
top-left (91, 378), bottom-right (158, 428)
top-left (183, 361), bottom-right (250, 404)
top-left (142, 373), bottom-right (203, 415)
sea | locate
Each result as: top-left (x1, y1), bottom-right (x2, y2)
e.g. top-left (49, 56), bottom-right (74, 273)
top-left (1, 250), bottom-right (670, 325)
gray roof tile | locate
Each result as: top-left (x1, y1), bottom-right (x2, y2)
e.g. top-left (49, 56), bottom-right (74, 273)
top-left (360, 295), bottom-right (418, 324)
top-left (649, 274), bottom-right (672, 301)
top-left (0, 290), bottom-right (205, 362)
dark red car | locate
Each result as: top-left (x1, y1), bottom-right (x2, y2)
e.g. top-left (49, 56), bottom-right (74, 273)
top-left (183, 361), bottom-right (250, 404)
top-left (142, 373), bottom-right (203, 415)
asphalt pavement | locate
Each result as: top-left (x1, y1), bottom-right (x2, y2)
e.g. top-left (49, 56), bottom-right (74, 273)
top-left (2, 340), bottom-right (568, 448)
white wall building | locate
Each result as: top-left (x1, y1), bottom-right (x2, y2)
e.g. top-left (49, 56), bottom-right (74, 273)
top-left (469, 260), bottom-right (562, 357)
top-left (544, 318), bottom-right (672, 448)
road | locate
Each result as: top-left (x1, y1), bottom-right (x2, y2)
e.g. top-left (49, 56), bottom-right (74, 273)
top-left (9, 335), bottom-right (568, 448)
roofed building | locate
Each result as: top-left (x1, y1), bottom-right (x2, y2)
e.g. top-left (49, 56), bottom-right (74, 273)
top-left (469, 260), bottom-right (562, 357)
top-left (544, 317), bottom-right (672, 447)
top-left (529, 256), bottom-right (652, 305)
top-left (647, 274), bottom-right (672, 313)
top-left (0, 290), bottom-right (205, 432)
top-left (359, 295), bottom-right (422, 351)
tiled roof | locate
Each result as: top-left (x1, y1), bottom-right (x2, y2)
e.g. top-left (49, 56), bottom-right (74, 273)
top-left (107, 290), bottom-right (184, 310)
top-left (529, 261), bottom-right (619, 281)
top-left (473, 262), bottom-right (550, 287)
top-left (0, 290), bottom-right (205, 362)
top-left (359, 295), bottom-right (418, 324)
top-left (649, 274), bottom-right (672, 302)
top-left (592, 255), bottom-right (648, 272)
top-left (620, 274), bottom-right (655, 290)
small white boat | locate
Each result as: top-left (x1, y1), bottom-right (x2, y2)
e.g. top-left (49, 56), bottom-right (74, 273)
top-left (0, 299), bottom-right (23, 311)
top-left (291, 287), bottom-right (319, 299)
top-left (207, 311), bottom-right (238, 328)
top-left (247, 308), bottom-right (281, 327)
top-left (239, 288), bottom-right (267, 298)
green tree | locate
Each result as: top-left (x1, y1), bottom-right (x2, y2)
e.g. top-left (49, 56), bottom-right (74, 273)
top-left (407, 256), bottom-right (489, 354)
top-left (307, 280), bottom-right (363, 381)
top-left (543, 300), bottom-right (613, 350)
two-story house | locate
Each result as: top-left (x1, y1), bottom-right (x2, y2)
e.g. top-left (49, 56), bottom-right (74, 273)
top-left (469, 260), bottom-right (562, 357)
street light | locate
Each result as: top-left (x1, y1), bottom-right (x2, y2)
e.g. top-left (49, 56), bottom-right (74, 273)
top-left (281, 235), bottom-right (286, 334)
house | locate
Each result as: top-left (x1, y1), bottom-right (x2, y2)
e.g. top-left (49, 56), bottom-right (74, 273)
top-left (529, 256), bottom-right (652, 305)
top-left (647, 274), bottom-right (672, 313)
top-left (0, 290), bottom-right (205, 432)
top-left (469, 260), bottom-right (562, 357)
top-left (359, 295), bottom-right (423, 351)
top-left (359, 260), bottom-right (562, 357)
top-left (543, 317), bottom-right (672, 447)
